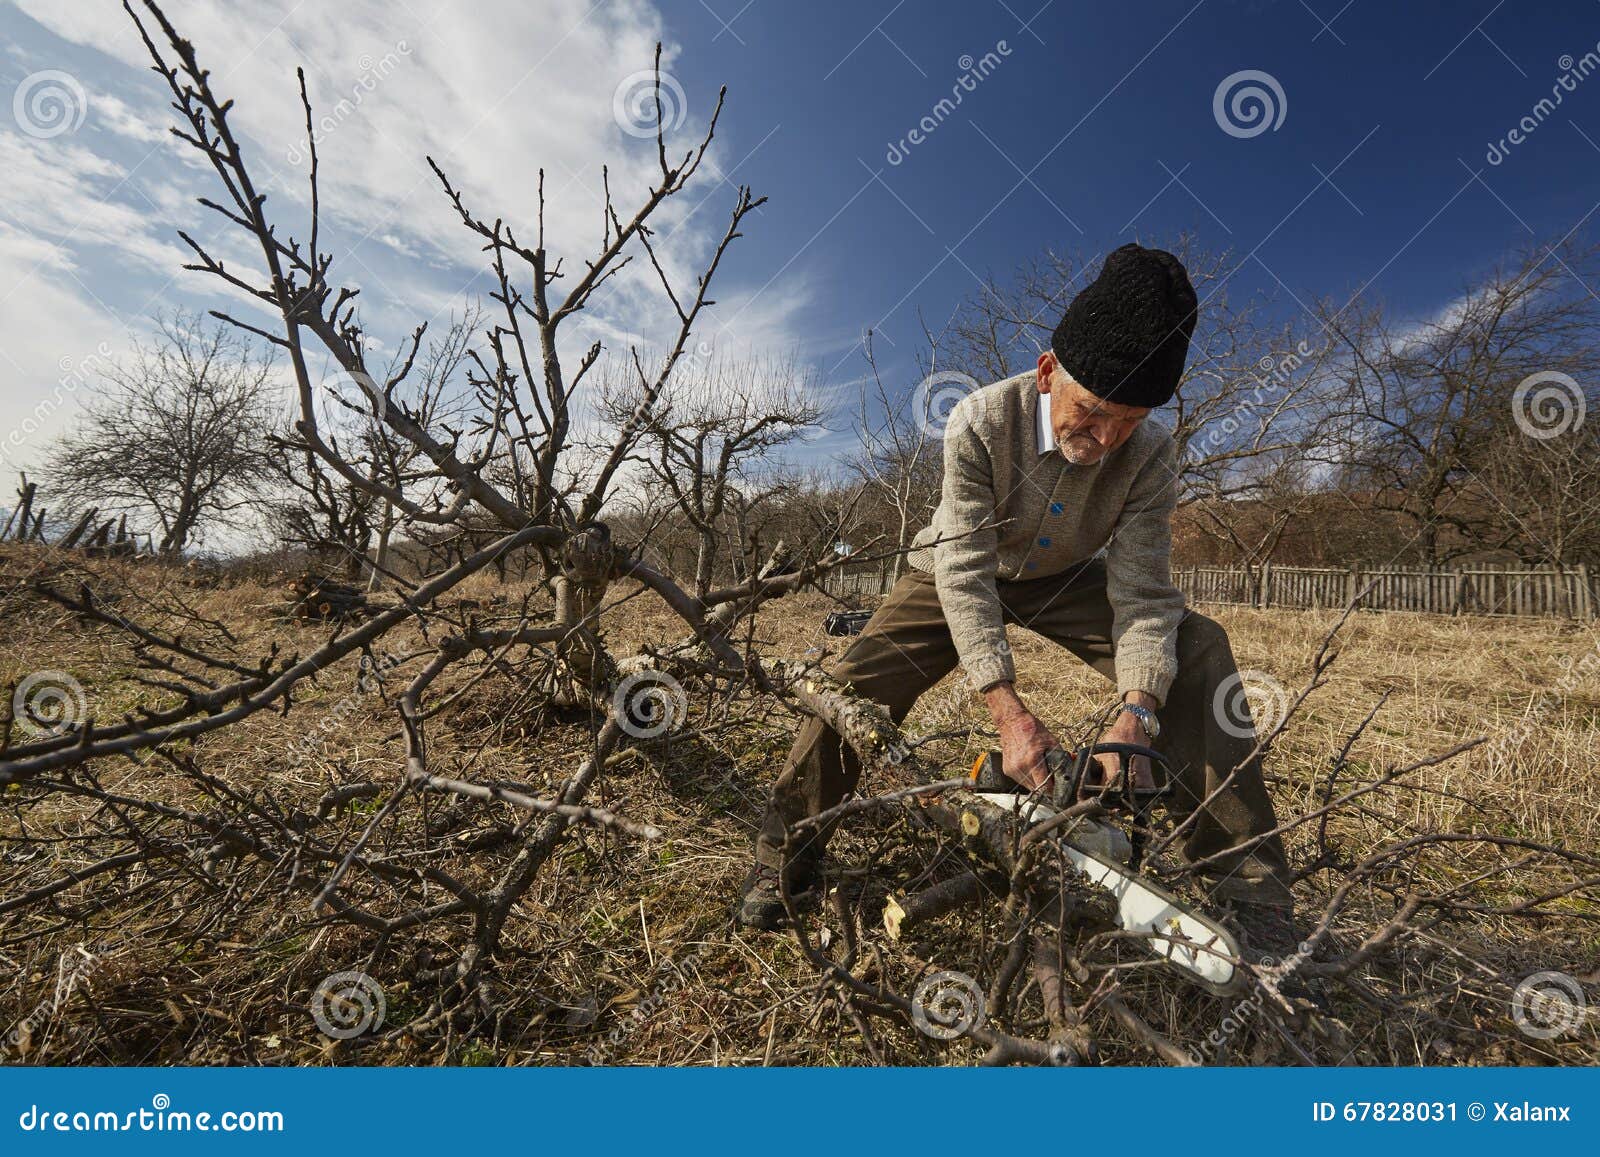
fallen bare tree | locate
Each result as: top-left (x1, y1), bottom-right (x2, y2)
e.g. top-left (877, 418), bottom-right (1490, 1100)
top-left (0, 0), bottom-right (872, 1041)
top-left (757, 601), bottom-right (1598, 1066)
top-left (1, 474), bottom-right (150, 558)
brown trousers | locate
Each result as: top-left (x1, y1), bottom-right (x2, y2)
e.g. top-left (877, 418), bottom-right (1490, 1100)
top-left (757, 563), bottom-right (1292, 905)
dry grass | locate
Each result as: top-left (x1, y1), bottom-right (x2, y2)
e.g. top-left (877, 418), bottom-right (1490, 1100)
top-left (2, 546), bottom-right (1596, 1066)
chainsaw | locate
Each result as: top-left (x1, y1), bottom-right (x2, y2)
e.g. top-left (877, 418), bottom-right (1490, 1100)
top-left (965, 743), bottom-right (1244, 995)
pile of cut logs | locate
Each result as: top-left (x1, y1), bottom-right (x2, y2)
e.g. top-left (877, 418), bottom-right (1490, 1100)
top-left (285, 572), bottom-right (367, 621)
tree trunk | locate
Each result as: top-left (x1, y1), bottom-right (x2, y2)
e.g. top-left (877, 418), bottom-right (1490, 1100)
top-left (368, 507), bottom-right (393, 592)
top-left (694, 529), bottom-right (716, 599)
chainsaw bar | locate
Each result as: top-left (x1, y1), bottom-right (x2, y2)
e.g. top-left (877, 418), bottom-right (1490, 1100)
top-left (967, 744), bottom-right (1245, 995)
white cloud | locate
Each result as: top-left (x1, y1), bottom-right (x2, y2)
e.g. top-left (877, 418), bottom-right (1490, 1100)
top-left (0, 0), bottom-right (823, 497)
top-left (89, 89), bottom-right (167, 144)
top-left (0, 130), bottom-right (194, 282)
top-left (16, 1), bottom-right (699, 273)
top-left (15, 0), bottom-right (811, 348)
top-left (0, 226), bottom-right (131, 473)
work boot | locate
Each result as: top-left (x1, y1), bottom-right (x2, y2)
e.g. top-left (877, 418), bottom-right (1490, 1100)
top-left (733, 862), bottom-right (820, 931)
top-left (1227, 898), bottom-right (1301, 964)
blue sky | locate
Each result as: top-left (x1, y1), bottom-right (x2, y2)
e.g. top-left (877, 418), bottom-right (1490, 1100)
top-left (673, 0), bottom-right (1600, 366)
top-left (3, 0), bottom-right (1599, 476)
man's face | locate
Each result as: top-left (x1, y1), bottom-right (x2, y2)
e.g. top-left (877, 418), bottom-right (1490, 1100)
top-left (1036, 352), bottom-right (1150, 465)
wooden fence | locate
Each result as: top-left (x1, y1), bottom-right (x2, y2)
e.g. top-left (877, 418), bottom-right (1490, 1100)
top-left (1178, 563), bottom-right (1597, 620)
top-left (826, 560), bottom-right (1598, 620)
top-left (825, 561), bottom-right (899, 599)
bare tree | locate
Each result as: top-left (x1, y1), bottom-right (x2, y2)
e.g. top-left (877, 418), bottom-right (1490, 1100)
top-left (600, 353), bottom-right (824, 598)
top-left (845, 330), bottom-right (944, 584)
top-left (1, 1), bottom-right (891, 1033)
top-left (269, 310), bottom-right (481, 583)
top-left (44, 312), bottom-right (277, 555)
top-left (1183, 463), bottom-right (1318, 602)
top-left (3, 4), bottom-right (1594, 1071)
top-left (1478, 417), bottom-right (1600, 568)
top-left (1312, 240), bottom-right (1600, 564)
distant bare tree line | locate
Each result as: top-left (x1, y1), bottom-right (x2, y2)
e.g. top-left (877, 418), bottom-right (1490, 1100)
top-left (29, 123), bottom-right (1600, 588)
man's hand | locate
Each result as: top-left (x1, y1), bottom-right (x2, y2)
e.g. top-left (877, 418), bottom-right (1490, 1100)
top-left (1086, 692), bottom-right (1158, 796)
top-left (983, 682), bottom-right (1059, 791)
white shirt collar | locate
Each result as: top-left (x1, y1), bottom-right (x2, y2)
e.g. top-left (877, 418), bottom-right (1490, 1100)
top-left (1035, 390), bottom-right (1056, 456)
top-left (1035, 385), bottom-right (1107, 469)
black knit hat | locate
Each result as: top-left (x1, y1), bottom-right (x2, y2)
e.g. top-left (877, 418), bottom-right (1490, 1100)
top-left (1050, 243), bottom-right (1198, 408)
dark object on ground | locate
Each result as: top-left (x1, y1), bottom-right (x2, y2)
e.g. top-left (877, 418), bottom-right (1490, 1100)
top-left (823, 609), bottom-right (872, 636)
top-left (1224, 897), bottom-right (1300, 962)
top-left (733, 862), bottom-right (820, 931)
top-left (286, 572), bottom-right (367, 621)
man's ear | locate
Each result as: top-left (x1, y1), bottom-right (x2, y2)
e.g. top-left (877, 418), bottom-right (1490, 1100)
top-left (1036, 350), bottom-right (1055, 393)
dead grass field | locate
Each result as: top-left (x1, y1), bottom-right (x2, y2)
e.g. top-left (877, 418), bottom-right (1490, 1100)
top-left (2, 547), bottom-right (1597, 1066)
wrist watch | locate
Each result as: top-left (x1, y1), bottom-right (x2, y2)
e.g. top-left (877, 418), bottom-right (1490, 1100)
top-left (1117, 701), bottom-right (1160, 740)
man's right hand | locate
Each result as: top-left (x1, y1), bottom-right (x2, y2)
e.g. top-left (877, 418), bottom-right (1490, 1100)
top-left (983, 681), bottom-right (1060, 791)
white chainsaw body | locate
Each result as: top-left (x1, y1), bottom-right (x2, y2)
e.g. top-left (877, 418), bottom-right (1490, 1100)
top-left (974, 791), bottom-right (1244, 995)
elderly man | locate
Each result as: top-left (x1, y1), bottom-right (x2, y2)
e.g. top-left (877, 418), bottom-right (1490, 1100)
top-left (737, 244), bottom-right (1296, 954)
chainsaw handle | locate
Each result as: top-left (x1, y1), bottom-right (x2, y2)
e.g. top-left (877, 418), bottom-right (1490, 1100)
top-left (1080, 742), bottom-right (1171, 781)
top-left (1061, 743), bottom-right (1174, 811)
top-left (968, 743), bottom-right (1172, 803)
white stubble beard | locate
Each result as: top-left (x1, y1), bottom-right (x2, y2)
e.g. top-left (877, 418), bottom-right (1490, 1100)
top-left (1057, 433), bottom-right (1106, 466)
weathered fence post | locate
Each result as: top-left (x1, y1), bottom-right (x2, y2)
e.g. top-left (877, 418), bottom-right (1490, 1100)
top-left (10, 477), bottom-right (37, 542)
